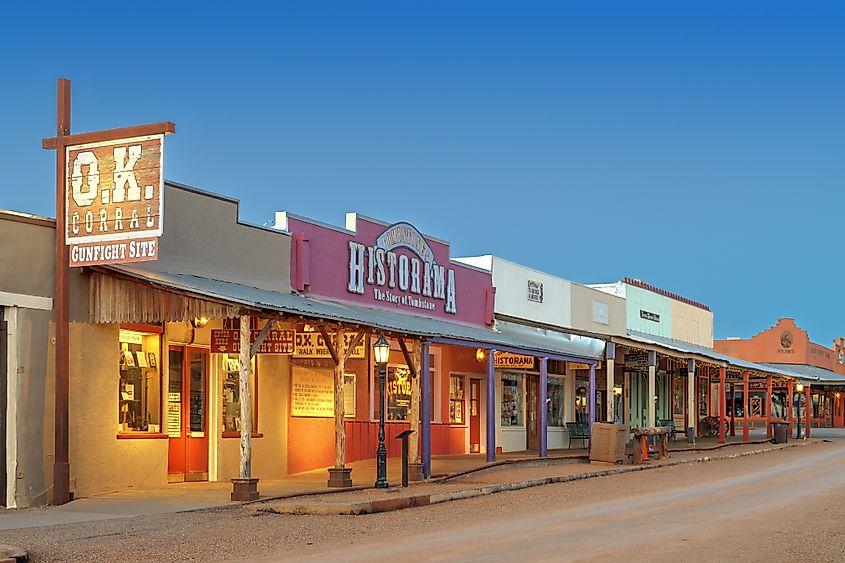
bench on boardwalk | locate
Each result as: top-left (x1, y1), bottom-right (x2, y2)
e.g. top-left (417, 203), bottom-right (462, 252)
top-left (566, 422), bottom-right (589, 449)
top-left (657, 419), bottom-right (680, 441)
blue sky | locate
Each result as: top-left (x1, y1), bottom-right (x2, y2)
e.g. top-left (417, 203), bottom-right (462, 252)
top-left (1, 1), bottom-right (842, 344)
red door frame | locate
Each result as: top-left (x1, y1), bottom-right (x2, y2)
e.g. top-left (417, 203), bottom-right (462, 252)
top-left (168, 346), bottom-right (209, 482)
top-left (469, 379), bottom-right (481, 453)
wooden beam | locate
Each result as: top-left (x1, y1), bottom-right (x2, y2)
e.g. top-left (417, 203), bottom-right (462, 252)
top-left (397, 338), bottom-right (418, 379)
top-left (334, 328), bottom-right (347, 469)
top-left (249, 319), bottom-right (276, 358)
top-left (317, 324), bottom-right (340, 366)
top-left (239, 314), bottom-right (253, 479)
top-left (343, 331), bottom-right (365, 361)
top-left (42, 121), bottom-right (176, 149)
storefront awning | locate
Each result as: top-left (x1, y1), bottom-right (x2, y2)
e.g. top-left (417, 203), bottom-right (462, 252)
top-left (97, 264), bottom-right (602, 361)
top-left (763, 363), bottom-right (845, 385)
top-left (614, 330), bottom-right (805, 380)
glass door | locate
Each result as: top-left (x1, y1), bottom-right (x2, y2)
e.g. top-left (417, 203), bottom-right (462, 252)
top-left (167, 347), bottom-right (209, 482)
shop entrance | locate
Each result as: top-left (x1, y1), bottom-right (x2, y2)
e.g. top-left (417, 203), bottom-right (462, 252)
top-left (526, 375), bottom-right (540, 449)
top-left (168, 347), bottom-right (209, 482)
top-left (469, 379), bottom-right (480, 453)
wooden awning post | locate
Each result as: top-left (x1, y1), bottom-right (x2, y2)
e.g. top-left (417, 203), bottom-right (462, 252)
top-left (729, 383), bottom-right (736, 436)
top-left (687, 359), bottom-right (696, 444)
top-left (718, 366), bottom-right (726, 444)
top-left (805, 384), bottom-right (812, 438)
top-left (766, 375), bottom-right (773, 440)
top-left (647, 352), bottom-right (657, 428)
top-left (398, 338), bottom-right (421, 466)
top-left (606, 343), bottom-right (616, 423)
top-left (239, 314), bottom-right (252, 479)
top-left (787, 383), bottom-right (794, 435)
top-left (742, 371), bottom-right (750, 442)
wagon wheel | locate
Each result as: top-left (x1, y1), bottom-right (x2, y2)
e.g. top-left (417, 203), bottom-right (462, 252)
top-left (701, 416), bottom-right (728, 437)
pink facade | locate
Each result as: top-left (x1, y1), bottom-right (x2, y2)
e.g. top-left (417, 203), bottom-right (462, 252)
top-left (281, 212), bottom-right (495, 328)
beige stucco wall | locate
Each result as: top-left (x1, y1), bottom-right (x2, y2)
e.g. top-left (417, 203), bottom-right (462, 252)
top-left (671, 300), bottom-right (714, 348)
top-left (215, 354), bottom-right (290, 480)
top-left (570, 283), bottom-right (626, 337)
top-left (0, 214), bottom-right (54, 299)
top-left (68, 323), bottom-right (168, 498)
top-left (155, 184), bottom-right (291, 293)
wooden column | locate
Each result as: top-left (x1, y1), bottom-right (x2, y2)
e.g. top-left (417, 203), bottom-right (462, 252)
top-left (729, 383), bottom-right (736, 436)
top-left (239, 315), bottom-right (252, 479)
top-left (718, 366), bottom-right (726, 444)
top-left (805, 384), bottom-right (812, 438)
top-left (486, 350), bottom-right (496, 462)
top-left (588, 362), bottom-right (596, 446)
top-left (687, 359), bottom-right (696, 443)
top-left (647, 351), bottom-right (657, 428)
top-left (788, 383), bottom-right (794, 435)
top-left (421, 340), bottom-right (431, 478)
top-left (539, 357), bottom-right (548, 457)
top-left (334, 328), bottom-right (347, 470)
top-left (606, 343), bottom-right (616, 422)
top-left (742, 371), bottom-right (750, 442)
top-left (766, 375), bottom-right (773, 440)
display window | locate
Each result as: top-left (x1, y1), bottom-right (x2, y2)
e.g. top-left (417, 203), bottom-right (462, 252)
top-left (118, 328), bottom-right (162, 433)
top-left (449, 375), bottom-right (465, 424)
top-left (575, 383), bottom-right (588, 422)
top-left (546, 377), bottom-right (565, 427)
top-left (501, 372), bottom-right (523, 427)
top-left (221, 355), bottom-right (258, 435)
top-left (373, 361), bottom-right (434, 422)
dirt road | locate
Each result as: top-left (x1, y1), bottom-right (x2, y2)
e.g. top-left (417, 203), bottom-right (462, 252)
top-left (6, 440), bottom-right (845, 562)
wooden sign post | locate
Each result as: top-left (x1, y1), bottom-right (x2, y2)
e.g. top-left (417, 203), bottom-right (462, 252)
top-left (42, 78), bottom-right (174, 505)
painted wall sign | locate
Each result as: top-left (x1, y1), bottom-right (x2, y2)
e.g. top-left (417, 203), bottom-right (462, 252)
top-left (494, 352), bottom-right (535, 370)
top-left (293, 331), bottom-right (365, 359)
top-left (527, 280), bottom-right (544, 303)
top-left (65, 134), bottom-right (164, 266)
top-left (280, 213), bottom-right (494, 328)
top-left (348, 222), bottom-right (456, 314)
top-left (290, 369), bottom-right (356, 418)
top-left (640, 309), bottom-right (660, 323)
top-left (210, 328), bottom-right (295, 355)
top-left (569, 361), bottom-right (602, 370)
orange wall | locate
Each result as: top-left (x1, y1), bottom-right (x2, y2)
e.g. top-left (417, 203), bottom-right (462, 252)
top-left (715, 318), bottom-right (837, 371)
top-left (286, 343), bottom-right (473, 475)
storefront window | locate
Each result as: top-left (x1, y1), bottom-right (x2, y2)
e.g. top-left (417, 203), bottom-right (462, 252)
top-left (547, 377), bottom-right (565, 427)
top-left (118, 329), bottom-right (161, 432)
top-left (373, 362), bottom-right (434, 422)
top-left (387, 366), bottom-right (413, 420)
top-left (501, 372), bottom-right (523, 426)
top-left (221, 355), bottom-right (257, 434)
top-left (449, 375), bottom-right (465, 424)
top-left (575, 383), bottom-right (588, 422)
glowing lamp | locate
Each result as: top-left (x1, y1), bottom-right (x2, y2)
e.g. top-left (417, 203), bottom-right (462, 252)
top-left (476, 348), bottom-right (486, 362)
top-left (796, 382), bottom-right (804, 393)
top-left (191, 317), bottom-right (209, 328)
top-left (373, 333), bottom-right (391, 365)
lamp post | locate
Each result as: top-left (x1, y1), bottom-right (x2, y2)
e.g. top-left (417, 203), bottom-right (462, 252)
top-left (373, 333), bottom-right (391, 489)
top-left (796, 382), bottom-right (804, 439)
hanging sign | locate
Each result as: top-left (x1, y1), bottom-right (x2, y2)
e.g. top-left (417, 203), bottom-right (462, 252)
top-left (624, 352), bottom-right (649, 370)
top-left (65, 134), bottom-right (165, 267)
top-left (569, 361), bottom-right (602, 371)
top-left (293, 331), bottom-right (365, 359)
top-left (210, 328), bottom-right (296, 354)
top-left (494, 352), bottom-right (535, 370)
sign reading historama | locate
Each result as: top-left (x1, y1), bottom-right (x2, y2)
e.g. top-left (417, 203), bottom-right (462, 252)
top-left (65, 134), bottom-right (165, 267)
top-left (348, 222), bottom-right (457, 315)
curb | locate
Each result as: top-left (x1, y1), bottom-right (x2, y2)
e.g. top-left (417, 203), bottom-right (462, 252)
top-left (258, 440), bottom-right (818, 516)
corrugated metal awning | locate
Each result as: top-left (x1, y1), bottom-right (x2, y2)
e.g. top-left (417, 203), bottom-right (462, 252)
top-left (764, 363), bottom-right (845, 385)
top-left (98, 264), bottom-right (602, 360)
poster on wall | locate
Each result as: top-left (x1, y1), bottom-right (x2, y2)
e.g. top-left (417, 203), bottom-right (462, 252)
top-left (291, 368), bottom-right (356, 417)
top-left (387, 366), bottom-right (412, 420)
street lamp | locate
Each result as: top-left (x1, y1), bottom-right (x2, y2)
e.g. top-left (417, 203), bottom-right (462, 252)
top-left (373, 333), bottom-right (391, 489)
top-left (796, 382), bottom-right (804, 439)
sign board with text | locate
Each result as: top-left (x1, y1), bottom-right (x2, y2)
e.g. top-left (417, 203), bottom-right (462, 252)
top-left (494, 352), bottom-right (535, 370)
top-left (293, 331), bottom-right (366, 359)
top-left (210, 328), bottom-right (295, 355)
top-left (65, 134), bottom-right (164, 266)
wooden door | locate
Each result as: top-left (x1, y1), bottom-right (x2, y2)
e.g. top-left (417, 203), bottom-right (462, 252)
top-left (469, 380), bottom-right (480, 453)
top-left (526, 375), bottom-right (540, 450)
top-left (168, 347), bottom-right (209, 482)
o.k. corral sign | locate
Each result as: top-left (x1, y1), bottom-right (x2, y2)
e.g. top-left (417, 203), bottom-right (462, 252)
top-left (65, 134), bottom-right (164, 266)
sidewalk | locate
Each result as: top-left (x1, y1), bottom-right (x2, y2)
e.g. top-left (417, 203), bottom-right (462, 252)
top-left (259, 438), bottom-right (817, 515)
top-left (0, 433), bottom-right (789, 530)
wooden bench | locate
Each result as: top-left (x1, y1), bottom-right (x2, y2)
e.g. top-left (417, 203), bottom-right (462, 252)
top-left (631, 427), bottom-right (671, 464)
top-left (566, 421), bottom-right (589, 448)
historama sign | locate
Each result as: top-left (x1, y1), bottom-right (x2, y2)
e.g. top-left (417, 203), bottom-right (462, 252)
top-left (65, 134), bottom-right (166, 266)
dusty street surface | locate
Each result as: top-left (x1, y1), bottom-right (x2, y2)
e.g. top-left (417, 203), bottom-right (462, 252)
top-left (4, 440), bottom-right (845, 562)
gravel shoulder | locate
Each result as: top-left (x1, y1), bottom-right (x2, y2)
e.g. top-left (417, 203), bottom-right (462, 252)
top-left (1, 440), bottom-right (839, 562)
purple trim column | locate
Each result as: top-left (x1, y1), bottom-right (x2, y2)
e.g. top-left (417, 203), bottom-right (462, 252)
top-left (588, 363), bottom-right (596, 448)
top-left (486, 350), bottom-right (496, 462)
top-left (421, 340), bottom-right (431, 478)
top-left (539, 357), bottom-right (548, 458)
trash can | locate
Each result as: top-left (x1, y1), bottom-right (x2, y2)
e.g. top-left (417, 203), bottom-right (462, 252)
top-left (772, 421), bottom-right (789, 444)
